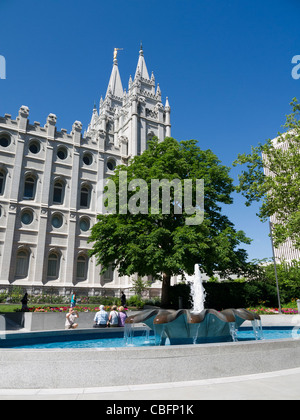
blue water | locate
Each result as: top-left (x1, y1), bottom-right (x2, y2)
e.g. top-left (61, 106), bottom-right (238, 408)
top-left (0, 327), bottom-right (297, 349)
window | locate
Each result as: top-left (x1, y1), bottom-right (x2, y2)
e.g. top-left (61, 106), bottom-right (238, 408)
top-left (0, 134), bottom-right (10, 148)
top-left (29, 140), bottom-right (40, 154)
top-left (47, 253), bottom-right (60, 278)
top-left (51, 214), bottom-right (63, 229)
top-left (23, 176), bottom-right (36, 200)
top-left (79, 217), bottom-right (90, 232)
top-left (76, 255), bottom-right (87, 279)
top-left (83, 153), bottom-right (93, 166)
top-left (0, 171), bottom-right (6, 195)
top-left (21, 210), bottom-right (33, 225)
top-left (103, 264), bottom-right (114, 281)
top-left (57, 146), bottom-right (68, 160)
top-left (53, 181), bottom-right (64, 204)
top-left (80, 186), bottom-right (90, 208)
top-left (107, 159), bottom-right (116, 171)
top-left (15, 250), bottom-right (29, 278)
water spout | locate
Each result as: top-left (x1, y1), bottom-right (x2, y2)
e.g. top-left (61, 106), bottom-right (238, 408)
top-left (185, 264), bottom-right (206, 313)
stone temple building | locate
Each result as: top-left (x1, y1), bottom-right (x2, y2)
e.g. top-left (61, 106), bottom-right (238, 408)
top-left (0, 46), bottom-right (171, 297)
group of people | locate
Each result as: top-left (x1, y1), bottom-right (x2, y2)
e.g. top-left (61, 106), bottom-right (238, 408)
top-left (93, 305), bottom-right (127, 328)
top-left (65, 291), bottom-right (128, 330)
top-left (65, 305), bottom-right (128, 329)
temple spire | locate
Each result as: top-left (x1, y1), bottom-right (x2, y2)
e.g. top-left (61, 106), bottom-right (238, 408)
top-left (106, 48), bottom-right (124, 98)
top-left (134, 44), bottom-right (150, 80)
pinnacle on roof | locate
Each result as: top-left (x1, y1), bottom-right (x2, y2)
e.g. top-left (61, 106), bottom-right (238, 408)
top-left (105, 49), bottom-right (124, 99)
top-left (134, 43), bottom-right (150, 80)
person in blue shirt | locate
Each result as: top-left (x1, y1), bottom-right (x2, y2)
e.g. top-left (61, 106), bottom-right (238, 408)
top-left (93, 305), bottom-right (109, 328)
top-left (70, 293), bottom-right (76, 308)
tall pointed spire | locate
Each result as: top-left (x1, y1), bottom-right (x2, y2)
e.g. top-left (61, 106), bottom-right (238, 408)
top-left (106, 48), bottom-right (124, 99)
top-left (134, 43), bottom-right (150, 80)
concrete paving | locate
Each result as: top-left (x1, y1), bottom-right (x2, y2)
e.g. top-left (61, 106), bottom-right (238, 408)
top-left (0, 367), bottom-right (299, 400)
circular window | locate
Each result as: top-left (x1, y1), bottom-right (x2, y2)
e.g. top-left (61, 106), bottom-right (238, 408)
top-left (57, 146), bottom-right (68, 160)
top-left (29, 140), bottom-right (40, 154)
top-left (21, 210), bottom-right (33, 225)
top-left (83, 153), bottom-right (93, 166)
top-left (107, 159), bottom-right (116, 171)
top-left (0, 135), bottom-right (11, 148)
top-left (80, 218), bottom-right (90, 232)
top-left (51, 214), bottom-right (63, 229)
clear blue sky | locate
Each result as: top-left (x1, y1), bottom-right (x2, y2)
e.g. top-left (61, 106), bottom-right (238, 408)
top-left (0, 0), bottom-right (299, 262)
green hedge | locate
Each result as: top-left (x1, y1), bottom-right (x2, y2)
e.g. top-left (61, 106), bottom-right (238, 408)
top-left (169, 281), bottom-right (280, 310)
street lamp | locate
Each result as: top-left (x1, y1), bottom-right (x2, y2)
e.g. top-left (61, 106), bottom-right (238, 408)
top-left (269, 221), bottom-right (282, 314)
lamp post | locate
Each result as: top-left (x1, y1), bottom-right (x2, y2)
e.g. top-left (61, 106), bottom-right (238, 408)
top-left (269, 221), bottom-right (282, 314)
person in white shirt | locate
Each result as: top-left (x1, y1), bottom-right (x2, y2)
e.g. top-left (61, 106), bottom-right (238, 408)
top-left (93, 305), bottom-right (109, 328)
top-left (65, 308), bottom-right (79, 329)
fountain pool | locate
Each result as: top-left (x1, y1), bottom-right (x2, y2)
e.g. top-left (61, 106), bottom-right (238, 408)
top-left (0, 326), bottom-right (296, 349)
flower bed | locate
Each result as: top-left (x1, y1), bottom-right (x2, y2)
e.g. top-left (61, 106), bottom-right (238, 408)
top-left (247, 307), bottom-right (298, 315)
top-left (18, 305), bottom-right (114, 313)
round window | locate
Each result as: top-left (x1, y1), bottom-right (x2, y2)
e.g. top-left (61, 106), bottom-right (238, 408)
top-left (57, 147), bottom-right (68, 160)
top-left (29, 141), bottom-right (40, 154)
top-left (21, 210), bottom-right (33, 225)
top-left (80, 218), bottom-right (90, 232)
top-left (51, 214), bottom-right (63, 228)
top-left (0, 135), bottom-right (11, 148)
top-left (83, 153), bottom-right (93, 166)
top-left (107, 159), bottom-right (116, 171)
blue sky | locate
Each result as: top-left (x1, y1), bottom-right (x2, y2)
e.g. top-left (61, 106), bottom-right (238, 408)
top-left (0, 0), bottom-right (299, 262)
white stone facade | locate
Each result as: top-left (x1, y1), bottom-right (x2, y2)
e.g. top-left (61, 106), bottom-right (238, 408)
top-left (264, 135), bottom-right (300, 263)
top-left (0, 47), bottom-right (171, 296)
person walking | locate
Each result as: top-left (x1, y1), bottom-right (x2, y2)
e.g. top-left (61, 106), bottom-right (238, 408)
top-left (93, 305), bottom-right (109, 328)
top-left (121, 291), bottom-right (127, 308)
top-left (70, 293), bottom-right (76, 308)
top-left (21, 293), bottom-right (29, 311)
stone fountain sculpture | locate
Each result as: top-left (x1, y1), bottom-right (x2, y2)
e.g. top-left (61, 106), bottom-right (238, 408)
top-left (125, 264), bottom-right (262, 345)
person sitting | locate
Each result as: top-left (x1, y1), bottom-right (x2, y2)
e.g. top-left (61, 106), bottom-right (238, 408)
top-left (93, 305), bottom-right (108, 328)
top-left (65, 308), bottom-right (79, 330)
top-left (118, 306), bottom-right (127, 327)
top-left (108, 305), bottom-right (119, 327)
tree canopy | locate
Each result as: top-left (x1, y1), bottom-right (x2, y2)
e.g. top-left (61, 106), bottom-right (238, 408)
top-left (233, 98), bottom-right (300, 250)
top-left (89, 137), bottom-right (251, 306)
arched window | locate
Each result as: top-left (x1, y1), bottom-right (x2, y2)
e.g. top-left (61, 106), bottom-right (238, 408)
top-left (15, 250), bottom-right (29, 278)
top-left (0, 133), bottom-right (11, 148)
top-left (79, 217), bottom-right (90, 232)
top-left (76, 255), bottom-right (88, 279)
top-left (80, 185), bottom-right (91, 208)
top-left (0, 170), bottom-right (6, 195)
top-left (107, 158), bottom-right (116, 171)
top-left (53, 181), bottom-right (64, 204)
top-left (23, 176), bottom-right (36, 200)
top-left (47, 252), bottom-right (60, 278)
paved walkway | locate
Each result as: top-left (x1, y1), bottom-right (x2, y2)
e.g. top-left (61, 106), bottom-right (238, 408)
top-left (0, 367), bottom-right (299, 400)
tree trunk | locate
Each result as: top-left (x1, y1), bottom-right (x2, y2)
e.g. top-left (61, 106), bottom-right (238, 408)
top-left (161, 273), bottom-right (171, 308)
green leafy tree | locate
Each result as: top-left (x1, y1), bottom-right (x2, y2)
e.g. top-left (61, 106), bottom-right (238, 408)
top-left (89, 137), bottom-right (251, 307)
top-left (233, 99), bottom-right (300, 249)
top-left (130, 276), bottom-right (152, 298)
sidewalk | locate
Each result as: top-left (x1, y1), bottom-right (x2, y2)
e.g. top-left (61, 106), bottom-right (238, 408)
top-left (0, 367), bottom-right (299, 400)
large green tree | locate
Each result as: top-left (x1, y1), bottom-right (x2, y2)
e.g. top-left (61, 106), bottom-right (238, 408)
top-left (89, 137), bottom-right (251, 307)
top-left (233, 99), bottom-right (300, 250)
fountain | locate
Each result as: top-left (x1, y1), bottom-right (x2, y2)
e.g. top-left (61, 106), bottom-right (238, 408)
top-left (126, 264), bottom-right (262, 345)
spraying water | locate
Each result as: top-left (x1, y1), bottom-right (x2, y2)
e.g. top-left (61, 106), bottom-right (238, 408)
top-left (185, 264), bottom-right (206, 313)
